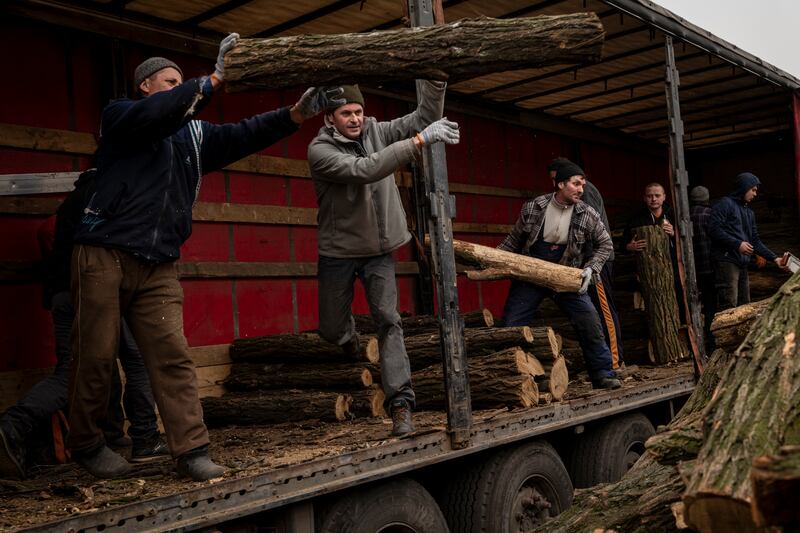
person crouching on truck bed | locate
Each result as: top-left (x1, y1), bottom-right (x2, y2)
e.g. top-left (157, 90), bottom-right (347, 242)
top-left (68, 33), bottom-right (345, 481)
top-left (307, 83), bottom-right (460, 436)
top-left (499, 161), bottom-right (620, 390)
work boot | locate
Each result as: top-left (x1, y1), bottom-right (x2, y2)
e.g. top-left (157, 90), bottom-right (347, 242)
top-left (75, 445), bottom-right (132, 479)
top-left (106, 434), bottom-right (133, 454)
top-left (0, 422), bottom-right (26, 479)
top-left (176, 446), bottom-right (225, 481)
top-left (131, 436), bottom-right (170, 463)
top-left (592, 377), bottom-right (622, 390)
top-left (341, 334), bottom-right (361, 359)
top-left (390, 400), bottom-right (416, 437)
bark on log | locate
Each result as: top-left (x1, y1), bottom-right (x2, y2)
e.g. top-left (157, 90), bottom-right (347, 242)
top-left (230, 332), bottom-right (379, 364)
top-left (535, 356), bottom-right (569, 401)
top-left (709, 298), bottom-right (771, 353)
top-left (750, 445), bottom-right (800, 528)
top-left (224, 14), bottom-right (604, 92)
top-left (352, 308), bottom-right (493, 336)
top-left (412, 348), bottom-right (540, 410)
top-left (447, 238), bottom-right (582, 292)
top-left (403, 326), bottom-right (535, 369)
top-left (201, 390), bottom-right (352, 426)
top-left (635, 225), bottom-right (684, 364)
top-left (682, 281), bottom-right (800, 532)
top-left (224, 362), bottom-right (375, 391)
top-left (341, 387), bottom-right (386, 419)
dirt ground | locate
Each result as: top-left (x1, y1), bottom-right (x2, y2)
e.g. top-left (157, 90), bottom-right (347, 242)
top-left (0, 363), bottom-right (690, 531)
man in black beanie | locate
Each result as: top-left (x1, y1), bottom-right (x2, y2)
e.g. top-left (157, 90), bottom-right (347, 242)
top-left (68, 33), bottom-right (345, 481)
top-left (499, 161), bottom-right (619, 389)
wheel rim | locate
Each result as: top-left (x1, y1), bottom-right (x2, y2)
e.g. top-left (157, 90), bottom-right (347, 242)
top-left (510, 475), bottom-right (560, 532)
top-left (376, 523), bottom-right (422, 533)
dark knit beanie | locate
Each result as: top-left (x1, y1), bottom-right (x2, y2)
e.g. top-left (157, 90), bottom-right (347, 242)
top-left (554, 161), bottom-right (585, 182)
top-left (327, 84), bottom-right (364, 111)
top-left (689, 185), bottom-right (709, 204)
top-left (134, 57), bottom-right (183, 88)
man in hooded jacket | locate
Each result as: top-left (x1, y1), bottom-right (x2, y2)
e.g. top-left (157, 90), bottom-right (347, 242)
top-left (707, 172), bottom-right (788, 310)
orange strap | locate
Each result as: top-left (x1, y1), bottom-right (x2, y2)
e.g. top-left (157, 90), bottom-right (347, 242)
top-left (595, 280), bottom-right (621, 369)
top-left (51, 410), bottom-right (71, 464)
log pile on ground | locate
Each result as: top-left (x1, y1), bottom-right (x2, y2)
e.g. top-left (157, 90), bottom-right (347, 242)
top-left (537, 272), bottom-right (800, 533)
top-left (202, 310), bottom-right (575, 427)
top-left (709, 298), bottom-right (770, 353)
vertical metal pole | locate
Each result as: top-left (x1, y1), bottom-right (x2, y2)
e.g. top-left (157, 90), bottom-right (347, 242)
top-left (408, 0), bottom-right (472, 447)
top-left (664, 36), bottom-right (705, 372)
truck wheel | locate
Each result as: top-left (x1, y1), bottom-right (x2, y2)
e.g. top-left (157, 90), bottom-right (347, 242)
top-left (317, 477), bottom-right (448, 533)
top-left (441, 440), bottom-right (573, 532)
top-left (570, 412), bottom-right (655, 488)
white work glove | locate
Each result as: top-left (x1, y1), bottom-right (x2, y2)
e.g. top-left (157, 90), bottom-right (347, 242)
top-left (578, 267), bottom-right (594, 295)
top-left (214, 33), bottom-right (239, 81)
top-left (295, 87), bottom-right (346, 119)
top-left (419, 118), bottom-right (460, 145)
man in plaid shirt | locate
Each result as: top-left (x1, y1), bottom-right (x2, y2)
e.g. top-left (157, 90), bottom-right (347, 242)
top-left (689, 186), bottom-right (715, 347)
top-left (499, 161), bottom-right (620, 389)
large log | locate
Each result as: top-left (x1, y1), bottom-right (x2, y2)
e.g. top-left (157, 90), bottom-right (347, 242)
top-left (750, 445), bottom-right (800, 528)
top-left (403, 326), bottom-right (535, 368)
top-left (446, 238), bottom-right (582, 293)
top-left (224, 14), bottom-right (604, 92)
top-left (352, 308), bottom-right (493, 336)
top-left (201, 390), bottom-right (353, 426)
top-left (535, 356), bottom-right (569, 401)
top-left (709, 298), bottom-right (771, 353)
top-left (413, 348), bottom-right (540, 410)
top-left (224, 362), bottom-right (375, 391)
top-left (635, 225), bottom-right (684, 364)
top-left (230, 332), bottom-right (379, 364)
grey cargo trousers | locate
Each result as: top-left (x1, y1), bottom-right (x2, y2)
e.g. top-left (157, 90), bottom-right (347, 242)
top-left (317, 253), bottom-right (415, 409)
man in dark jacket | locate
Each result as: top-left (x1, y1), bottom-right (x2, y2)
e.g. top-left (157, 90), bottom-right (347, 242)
top-left (708, 172), bottom-right (788, 310)
top-left (499, 161), bottom-right (620, 389)
top-left (68, 34), bottom-right (342, 480)
top-left (548, 158), bottom-right (623, 369)
top-left (307, 83), bottom-right (459, 436)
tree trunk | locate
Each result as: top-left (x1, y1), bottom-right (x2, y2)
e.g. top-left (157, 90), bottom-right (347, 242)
top-left (535, 356), bottom-right (569, 401)
top-left (352, 308), bottom-right (493, 336)
top-left (750, 445), bottom-right (800, 528)
top-left (412, 349), bottom-right (540, 410)
top-left (201, 390), bottom-right (353, 426)
top-left (444, 238), bottom-right (582, 292)
top-left (710, 298), bottom-right (771, 353)
top-left (682, 283), bottom-right (800, 532)
top-left (230, 332), bottom-right (379, 364)
top-left (403, 326), bottom-right (535, 368)
top-left (224, 14), bottom-right (604, 92)
top-left (224, 362), bottom-right (375, 391)
top-left (635, 225), bottom-right (684, 364)
top-left (527, 326), bottom-right (561, 361)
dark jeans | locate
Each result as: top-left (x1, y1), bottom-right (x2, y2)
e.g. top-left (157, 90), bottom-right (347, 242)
top-left (1, 292), bottom-right (158, 449)
top-left (68, 245), bottom-right (208, 457)
top-left (503, 241), bottom-right (615, 382)
top-left (318, 253), bottom-right (415, 409)
top-left (587, 260), bottom-right (624, 368)
top-left (715, 261), bottom-right (750, 311)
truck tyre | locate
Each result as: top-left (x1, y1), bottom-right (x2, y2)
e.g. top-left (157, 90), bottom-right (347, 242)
top-left (316, 477), bottom-right (449, 533)
top-left (440, 440), bottom-right (573, 532)
top-left (570, 412), bottom-right (655, 488)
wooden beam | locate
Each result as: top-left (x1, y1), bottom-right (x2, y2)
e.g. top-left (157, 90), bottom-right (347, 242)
top-left (192, 202), bottom-right (318, 225)
top-left (0, 123), bottom-right (96, 155)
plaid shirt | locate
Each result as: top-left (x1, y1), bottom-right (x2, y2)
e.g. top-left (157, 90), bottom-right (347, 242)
top-left (498, 193), bottom-right (612, 276)
top-left (691, 204), bottom-right (713, 274)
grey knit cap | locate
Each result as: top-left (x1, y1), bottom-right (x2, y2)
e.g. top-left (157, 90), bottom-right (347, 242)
top-left (134, 57), bottom-right (183, 88)
top-left (689, 185), bottom-right (710, 204)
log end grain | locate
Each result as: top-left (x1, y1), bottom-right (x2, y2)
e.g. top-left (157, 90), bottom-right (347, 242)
top-left (519, 350), bottom-right (546, 377)
top-left (520, 378), bottom-right (539, 408)
top-left (522, 325), bottom-right (534, 344)
top-left (684, 495), bottom-right (756, 533)
top-left (365, 337), bottom-right (380, 364)
top-left (547, 356), bottom-right (569, 401)
top-left (360, 368), bottom-right (373, 387)
top-left (483, 308), bottom-right (495, 328)
top-left (335, 394), bottom-right (352, 421)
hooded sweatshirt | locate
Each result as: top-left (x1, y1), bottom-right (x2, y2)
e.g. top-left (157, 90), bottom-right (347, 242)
top-left (707, 172), bottom-right (776, 266)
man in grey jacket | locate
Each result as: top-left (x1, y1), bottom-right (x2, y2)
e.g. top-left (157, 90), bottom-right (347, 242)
top-left (307, 82), bottom-right (459, 436)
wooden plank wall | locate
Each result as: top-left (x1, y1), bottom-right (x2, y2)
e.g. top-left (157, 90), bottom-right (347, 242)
top-left (0, 16), bottom-right (668, 401)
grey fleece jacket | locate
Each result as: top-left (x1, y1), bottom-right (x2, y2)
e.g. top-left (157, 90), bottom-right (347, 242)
top-left (308, 81), bottom-right (445, 258)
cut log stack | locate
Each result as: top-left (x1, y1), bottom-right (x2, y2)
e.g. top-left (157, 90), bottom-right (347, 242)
top-left (201, 311), bottom-right (574, 428)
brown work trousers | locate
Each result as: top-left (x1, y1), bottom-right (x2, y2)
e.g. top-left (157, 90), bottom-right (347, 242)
top-left (67, 244), bottom-right (209, 457)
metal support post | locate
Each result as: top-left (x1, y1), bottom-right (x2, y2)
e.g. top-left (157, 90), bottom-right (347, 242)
top-left (408, 0), bottom-right (472, 447)
top-left (664, 36), bottom-right (705, 373)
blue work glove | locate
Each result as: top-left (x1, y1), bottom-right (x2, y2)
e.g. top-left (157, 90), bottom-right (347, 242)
top-left (214, 33), bottom-right (239, 81)
top-left (578, 267), bottom-right (593, 295)
top-left (295, 87), bottom-right (346, 119)
top-left (419, 118), bottom-right (460, 145)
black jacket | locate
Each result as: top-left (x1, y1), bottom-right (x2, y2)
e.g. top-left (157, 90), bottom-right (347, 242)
top-left (74, 77), bottom-right (299, 263)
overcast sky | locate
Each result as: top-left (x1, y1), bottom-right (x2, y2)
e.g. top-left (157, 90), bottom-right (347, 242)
top-left (653, 0), bottom-right (800, 79)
